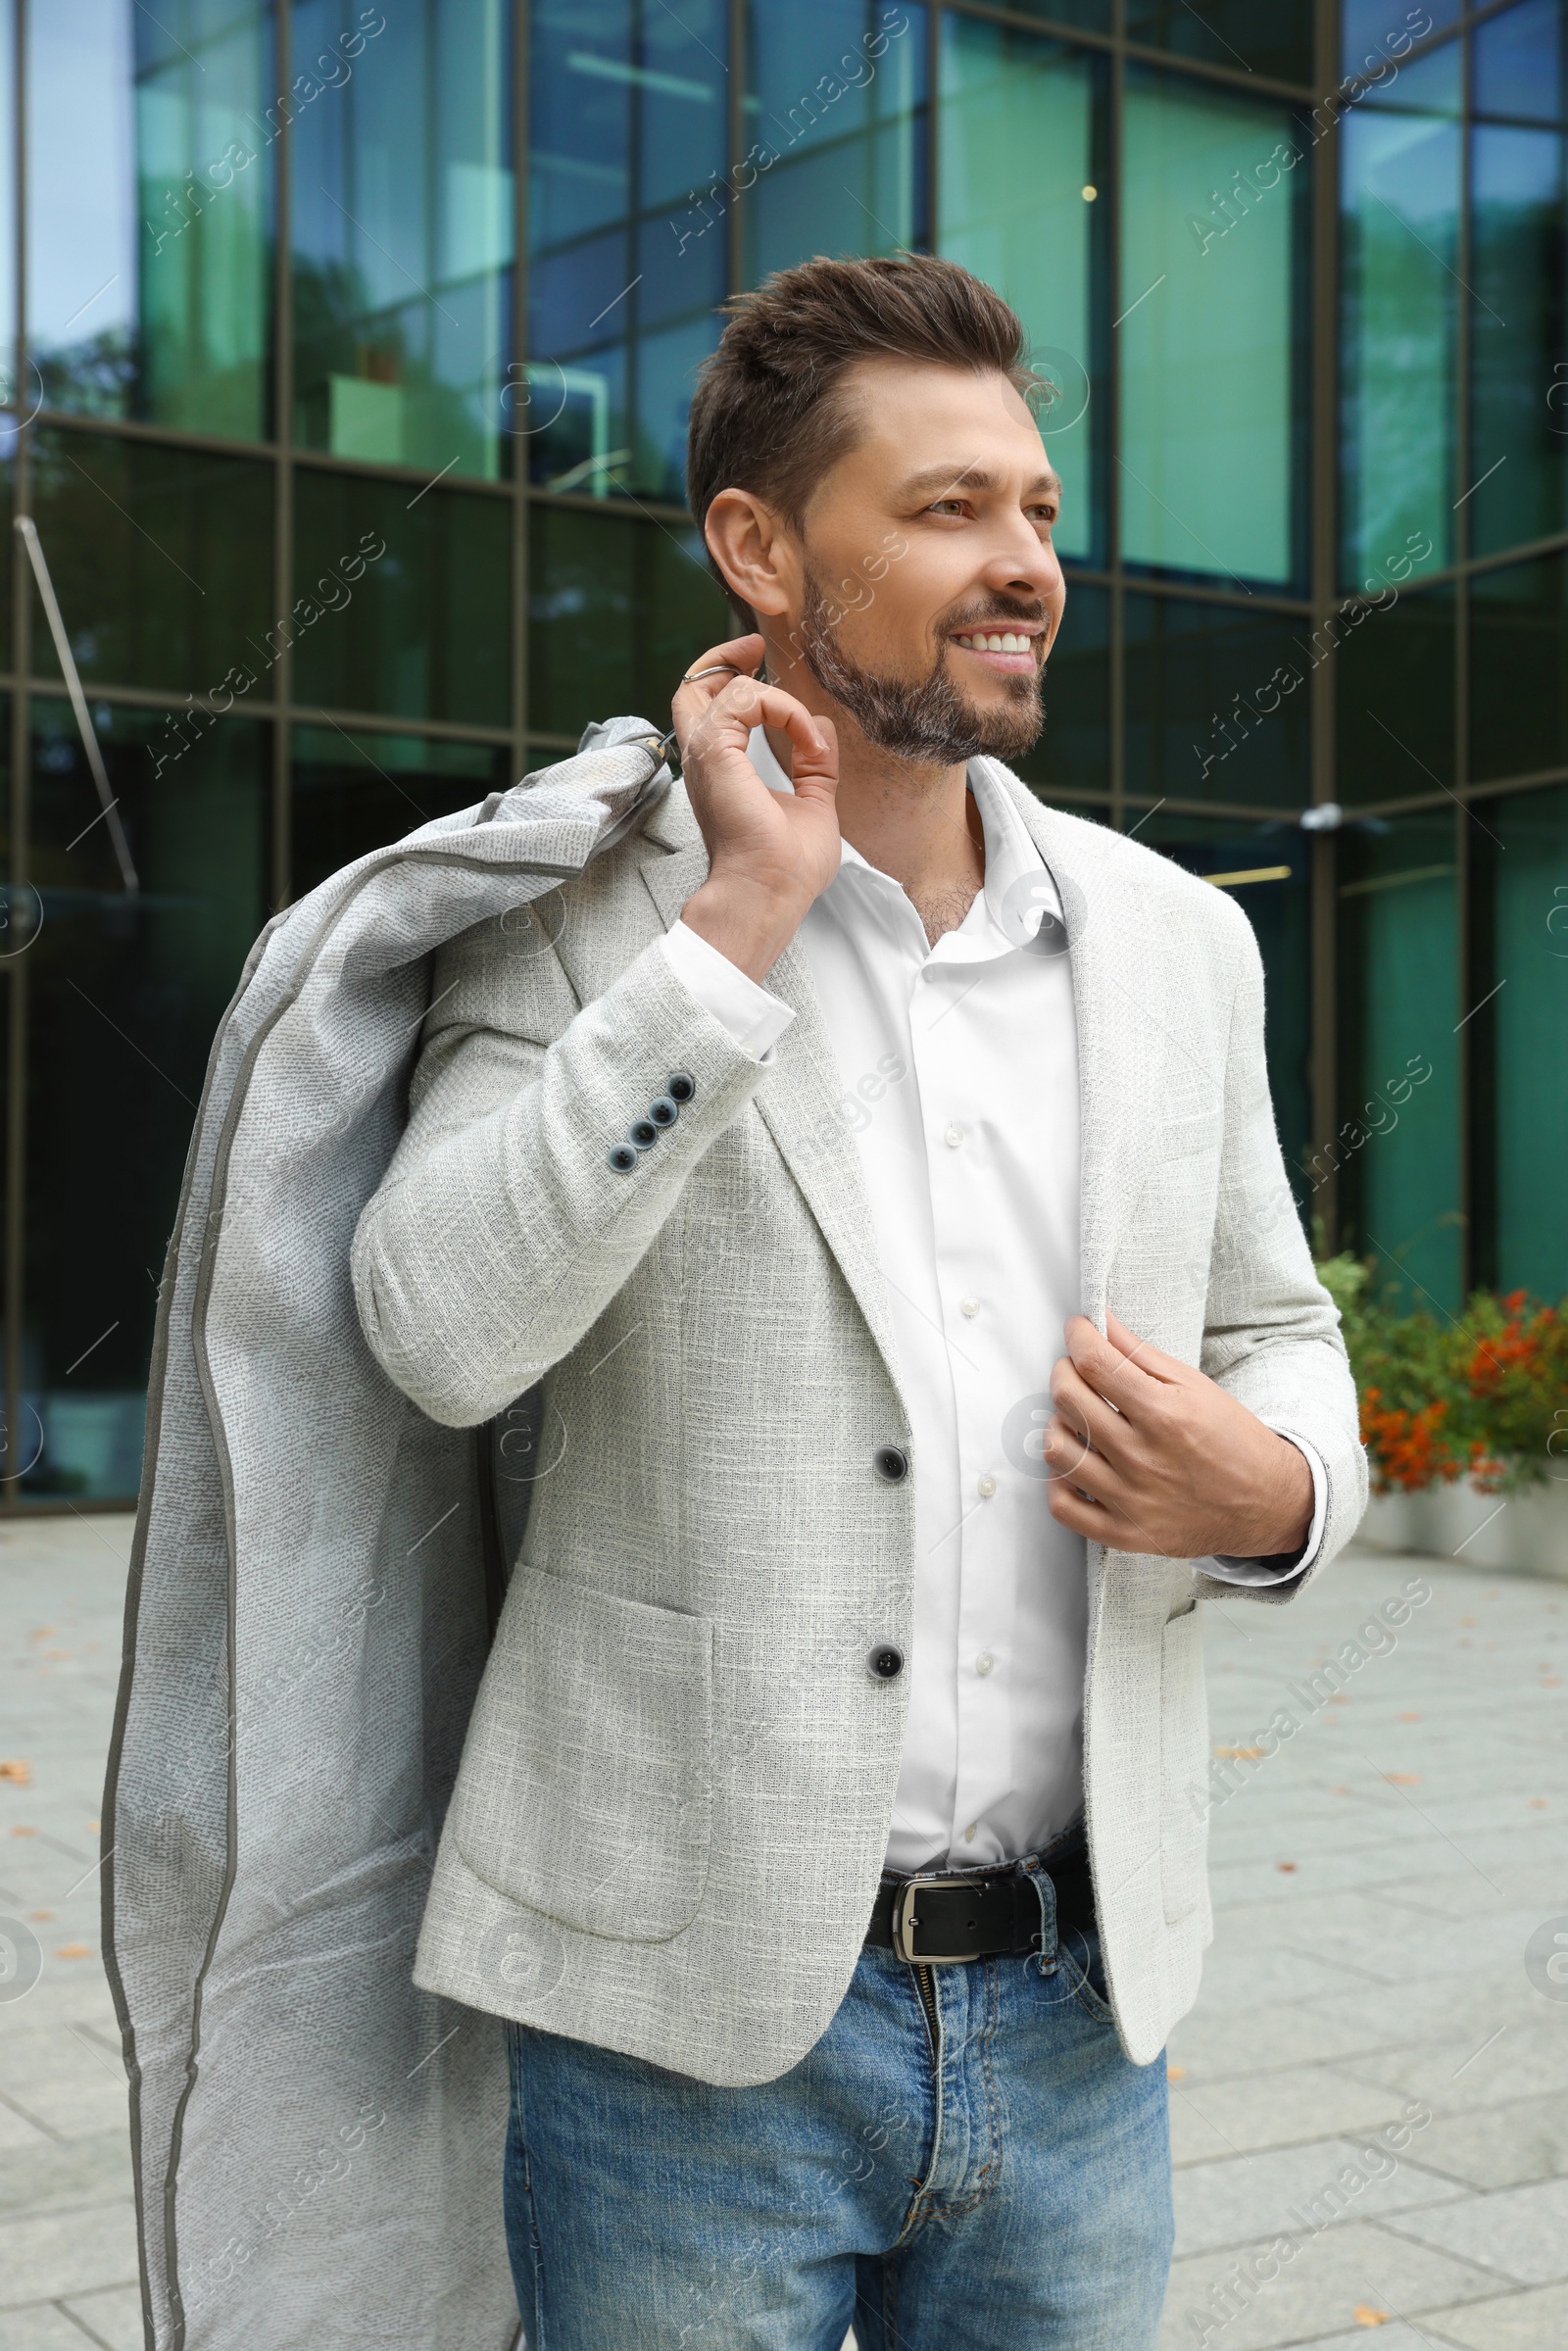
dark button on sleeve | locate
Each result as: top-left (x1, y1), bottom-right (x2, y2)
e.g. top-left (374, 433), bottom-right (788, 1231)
top-left (666, 1071), bottom-right (697, 1103)
top-left (607, 1143), bottom-right (638, 1173)
top-left (629, 1117), bottom-right (659, 1151)
top-left (867, 1642), bottom-right (906, 1682)
top-left (873, 1444), bottom-right (909, 1484)
top-left (648, 1094), bottom-right (679, 1129)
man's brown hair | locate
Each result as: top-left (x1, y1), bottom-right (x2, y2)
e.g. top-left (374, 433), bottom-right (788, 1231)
top-left (686, 253), bottom-right (1037, 616)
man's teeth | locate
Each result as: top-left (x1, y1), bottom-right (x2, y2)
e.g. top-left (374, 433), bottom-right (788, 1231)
top-left (954, 631), bottom-right (1033, 653)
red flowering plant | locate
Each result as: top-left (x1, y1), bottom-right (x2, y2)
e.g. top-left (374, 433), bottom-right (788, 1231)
top-left (1315, 1257), bottom-right (1568, 1495)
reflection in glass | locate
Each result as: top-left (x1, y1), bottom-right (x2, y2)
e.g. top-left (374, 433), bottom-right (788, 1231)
top-left (291, 725), bottom-right (511, 897)
top-left (745, 2), bottom-right (928, 283)
top-left (529, 505), bottom-right (726, 741)
top-left (528, 0), bottom-right (728, 506)
top-left (1123, 594), bottom-right (1309, 807)
top-left (1470, 553), bottom-right (1568, 784)
top-left (25, 703), bottom-right (269, 1497)
top-left (1127, 0), bottom-right (1312, 89)
top-left (26, 0), bottom-right (273, 435)
top-left (0, 0), bottom-right (15, 404)
top-left (1340, 40), bottom-right (1460, 586)
top-left (28, 428), bottom-right (273, 694)
top-left (293, 468), bottom-right (512, 725)
top-left (1342, 0), bottom-right (1460, 79)
top-left (292, 0), bottom-right (512, 480)
top-left (1478, 786), bottom-right (1568, 1299)
top-left (1336, 578), bottom-right (1454, 803)
top-left (1120, 71), bottom-right (1299, 587)
top-left (1338, 813), bottom-right (1461, 1314)
top-left (938, 20), bottom-right (1100, 564)
top-left (1470, 0), bottom-right (1568, 557)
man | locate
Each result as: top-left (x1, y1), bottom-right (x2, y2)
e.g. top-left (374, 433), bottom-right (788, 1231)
top-left (352, 253), bottom-right (1365, 2349)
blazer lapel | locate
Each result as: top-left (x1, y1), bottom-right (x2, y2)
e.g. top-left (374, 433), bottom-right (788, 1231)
top-left (634, 786), bottom-right (906, 1413)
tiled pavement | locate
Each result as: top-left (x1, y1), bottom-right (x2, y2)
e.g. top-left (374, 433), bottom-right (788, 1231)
top-left (2, 1516), bottom-right (1566, 2350)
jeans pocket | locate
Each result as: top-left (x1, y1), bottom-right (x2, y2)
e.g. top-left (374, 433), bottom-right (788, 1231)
top-left (1061, 1922), bottom-right (1116, 2026)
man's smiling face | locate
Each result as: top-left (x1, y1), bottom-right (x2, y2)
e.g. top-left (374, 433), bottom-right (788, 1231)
top-left (787, 356), bottom-right (1067, 763)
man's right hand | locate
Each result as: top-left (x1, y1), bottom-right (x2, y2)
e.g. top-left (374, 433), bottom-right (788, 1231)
top-left (671, 633), bottom-right (841, 984)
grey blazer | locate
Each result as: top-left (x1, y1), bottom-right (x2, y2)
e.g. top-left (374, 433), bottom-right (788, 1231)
top-left (353, 758), bottom-right (1367, 2083)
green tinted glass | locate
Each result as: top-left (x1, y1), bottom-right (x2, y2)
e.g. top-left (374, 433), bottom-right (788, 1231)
top-left (528, 0), bottom-right (728, 506)
top-left (1336, 578), bottom-right (1454, 804)
top-left (1340, 42), bottom-right (1460, 587)
top-left (1141, 810), bottom-right (1312, 1197)
top-left (1337, 813), bottom-right (1461, 1314)
top-left (938, 20), bottom-right (1102, 564)
top-left (28, 428), bottom-right (273, 695)
top-left (1470, 2), bottom-right (1568, 556)
top-left (528, 505), bottom-right (727, 741)
top-left (1470, 553), bottom-right (1568, 784)
top-left (1476, 785), bottom-right (1568, 1299)
top-left (290, 724), bottom-right (512, 898)
top-left (745, 2), bottom-right (928, 280)
top-left (1124, 594), bottom-right (1309, 807)
top-left (25, 701), bottom-right (269, 1498)
top-left (292, 469), bottom-right (512, 726)
top-left (1011, 579), bottom-right (1107, 798)
top-left (292, 0), bottom-right (512, 481)
top-left (1126, 0), bottom-right (1312, 88)
top-left (27, 0), bottom-right (272, 437)
top-left (1120, 70), bottom-right (1300, 588)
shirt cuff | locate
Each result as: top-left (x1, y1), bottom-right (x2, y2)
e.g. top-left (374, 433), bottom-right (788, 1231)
top-left (1201, 1431), bottom-right (1328, 1587)
top-left (661, 920), bottom-right (796, 1064)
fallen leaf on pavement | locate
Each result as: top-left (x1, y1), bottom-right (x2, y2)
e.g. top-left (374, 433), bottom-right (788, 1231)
top-left (0, 1759), bottom-right (31, 1784)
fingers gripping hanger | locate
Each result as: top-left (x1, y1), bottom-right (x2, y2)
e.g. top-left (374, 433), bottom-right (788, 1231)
top-left (15, 514), bottom-right (140, 896)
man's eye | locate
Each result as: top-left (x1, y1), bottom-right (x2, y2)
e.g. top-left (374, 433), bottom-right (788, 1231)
top-left (929, 498), bottom-right (966, 516)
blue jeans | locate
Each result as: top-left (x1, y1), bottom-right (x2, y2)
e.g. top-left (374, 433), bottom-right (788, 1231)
top-left (501, 1847), bottom-right (1173, 2350)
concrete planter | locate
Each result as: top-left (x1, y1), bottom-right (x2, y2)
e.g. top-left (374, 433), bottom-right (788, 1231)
top-left (1358, 1474), bottom-right (1568, 1580)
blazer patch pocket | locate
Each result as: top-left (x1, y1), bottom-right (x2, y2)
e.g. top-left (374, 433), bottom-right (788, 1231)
top-left (451, 1566), bottom-right (713, 1943)
top-left (1159, 1605), bottom-right (1209, 1926)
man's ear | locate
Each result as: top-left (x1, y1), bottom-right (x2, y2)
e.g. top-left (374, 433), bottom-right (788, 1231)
top-left (704, 487), bottom-right (798, 622)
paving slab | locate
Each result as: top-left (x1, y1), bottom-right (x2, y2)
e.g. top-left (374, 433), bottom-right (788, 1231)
top-left (1416, 2280), bottom-right (1568, 2349)
top-left (1158, 2218), bottom-right (1511, 2350)
top-left (1379, 2176), bottom-right (1568, 2287)
top-left (1170, 2138), bottom-right (1461, 2256)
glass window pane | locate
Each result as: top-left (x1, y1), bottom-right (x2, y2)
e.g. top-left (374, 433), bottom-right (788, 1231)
top-left (1470, 3), bottom-right (1568, 557)
top-left (1344, 1), bottom-right (1460, 79)
top-left (938, 19), bottom-right (1102, 564)
top-left (528, 505), bottom-right (726, 741)
top-left (1123, 594), bottom-right (1309, 807)
top-left (991, 0), bottom-right (1108, 25)
top-left (24, 703), bottom-right (269, 1499)
top-left (290, 723), bottom-right (512, 897)
top-left (292, 0), bottom-right (512, 481)
top-left (1337, 812), bottom-right (1461, 1314)
top-left (745, 2), bottom-right (929, 281)
top-left (1339, 41), bottom-right (1460, 586)
top-left (1470, 552), bottom-right (1568, 784)
top-left (1011, 576), bottom-right (1107, 798)
top-left (29, 428), bottom-right (274, 694)
top-left (1476, 785), bottom-right (1568, 1298)
top-left (0, 0), bottom-right (15, 402)
top-left (1140, 810), bottom-right (1312, 1198)
top-left (1120, 71), bottom-right (1300, 588)
top-left (292, 469), bottom-right (512, 726)
top-left (1336, 577), bottom-right (1454, 803)
top-left (27, 0), bottom-right (273, 437)
top-left (1127, 0), bottom-right (1312, 88)
top-left (528, 0), bottom-right (727, 505)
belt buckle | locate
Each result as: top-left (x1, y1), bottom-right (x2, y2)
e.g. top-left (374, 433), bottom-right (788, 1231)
top-left (891, 1875), bottom-right (985, 1965)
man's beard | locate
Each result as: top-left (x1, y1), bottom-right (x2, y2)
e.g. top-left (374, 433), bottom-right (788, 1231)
top-left (794, 571), bottom-right (1046, 765)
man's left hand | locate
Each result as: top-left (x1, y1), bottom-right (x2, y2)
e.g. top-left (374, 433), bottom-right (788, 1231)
top-left (1043, 1312), bottom-right (1314, 1560)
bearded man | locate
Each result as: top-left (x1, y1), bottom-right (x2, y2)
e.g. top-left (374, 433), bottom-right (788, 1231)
top-left (352, 252), bottom-right (1366, 2351)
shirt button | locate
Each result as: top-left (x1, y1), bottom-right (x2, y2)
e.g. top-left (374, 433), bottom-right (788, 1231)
top-left (959, 1298), bottom-right (980, 1318)
top-left (977, 1474), bottom-right (997, 1499)
top-left (975, 1652), bottom-right (995, 1677)
top-left (944, 1124), bottom-right (963, 1148)
top-left (963, 1823), bottom-right (977, 1843)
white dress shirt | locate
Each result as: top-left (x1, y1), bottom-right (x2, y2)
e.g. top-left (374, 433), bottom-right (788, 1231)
top-left (661, 731), bottom-right (1325, 1873)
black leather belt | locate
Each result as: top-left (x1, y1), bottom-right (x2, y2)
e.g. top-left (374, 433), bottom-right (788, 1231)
top-left (865, 1851), bottom-right (1096, 1965)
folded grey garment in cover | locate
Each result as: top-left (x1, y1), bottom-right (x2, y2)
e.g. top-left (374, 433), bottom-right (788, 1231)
top-left (102, 717), bottom-right (672, 2351)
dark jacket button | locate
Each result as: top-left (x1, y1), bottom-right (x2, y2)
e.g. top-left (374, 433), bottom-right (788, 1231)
top-left (666, 1071), bottom-right (697, 1102)
top-left (649, 1094), bottom-right (679, 1128)
top-left (867, 1642), bottom-right (906, 1682)
top-left (607, 1143), bottom-right (638, 1173)
top-left (629, 1117), bottom-right (659, 1151)
top-left (873, 1444), bottom-right (909, 1483)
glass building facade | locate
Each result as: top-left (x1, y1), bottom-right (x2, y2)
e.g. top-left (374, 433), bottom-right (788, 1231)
top-left (1, 0), bottom-right (1563, 1503)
